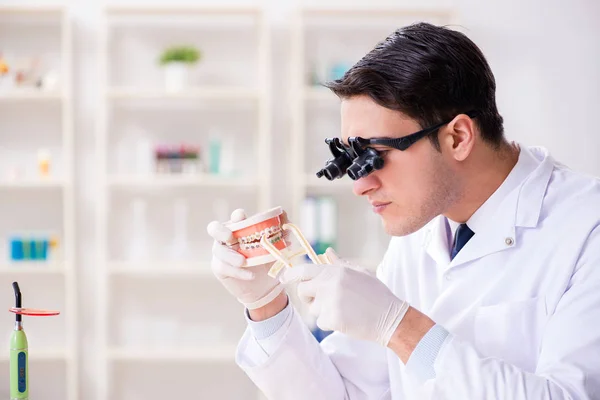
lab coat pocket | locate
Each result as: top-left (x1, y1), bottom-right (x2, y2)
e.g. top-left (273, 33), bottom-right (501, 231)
top-left (473, 297), bottom-right (548, 372)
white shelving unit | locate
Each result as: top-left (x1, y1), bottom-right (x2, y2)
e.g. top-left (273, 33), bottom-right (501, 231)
top-left (0, 179), bottom-right (67, 188)
top-left (107, 261), bottom-right (211, 274)
top-left (0, 346), bottom-right (67, 362)
top-left (0, 6), bottom-right (77, 400)
top-left (107, 87), bottom-right (261, 101)
top-left (289, 7), bottom-right (456, 270)
top-left (97, 6), bottom-right (271, 400)
top-left (107, 345), bottom-right (237, 362)
top-left (107, 174), bottom-right (254, 188)
top-left (0, 262), bottom-right (66, 275)
top-left (0, 91), bottom-right (63, 101)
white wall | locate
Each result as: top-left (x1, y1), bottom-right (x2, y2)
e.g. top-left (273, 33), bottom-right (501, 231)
top-left (0, 0), bottom-right (598, 398)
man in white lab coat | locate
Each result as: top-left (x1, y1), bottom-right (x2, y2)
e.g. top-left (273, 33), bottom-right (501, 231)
top-left (207, 22), bottom-right (600, 399)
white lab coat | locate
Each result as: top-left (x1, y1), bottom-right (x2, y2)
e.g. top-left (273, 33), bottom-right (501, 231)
top-left (235, 146), bottom-right (600, 399)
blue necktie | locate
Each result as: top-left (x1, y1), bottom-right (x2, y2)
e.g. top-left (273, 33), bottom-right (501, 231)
top-left (451, 224), bottom-right (474, 260)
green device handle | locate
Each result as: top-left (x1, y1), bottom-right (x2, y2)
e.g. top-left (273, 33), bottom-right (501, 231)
top-left (10, 323), bottom-right (28, 399)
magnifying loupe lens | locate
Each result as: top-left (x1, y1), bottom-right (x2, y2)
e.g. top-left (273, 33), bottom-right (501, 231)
top-left (347, 151), bottom-right (384, 180)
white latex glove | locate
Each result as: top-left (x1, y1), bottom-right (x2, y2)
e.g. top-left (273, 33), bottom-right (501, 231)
top-left (207, 208), bottom-right (284, 310)
top-left (281, 248), bottom-right (409, 347)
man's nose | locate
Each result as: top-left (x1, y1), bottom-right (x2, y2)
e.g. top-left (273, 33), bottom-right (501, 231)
top-left (353, 173), bottom-right (380, 196)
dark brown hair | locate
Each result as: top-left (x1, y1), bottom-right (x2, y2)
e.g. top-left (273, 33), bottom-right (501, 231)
top-left (325, 22), bottom-right (504, 150)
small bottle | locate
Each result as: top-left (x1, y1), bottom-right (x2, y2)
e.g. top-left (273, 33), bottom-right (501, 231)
top-left (135, 137), bottom-right (153, 176)
top-left (185, 145), bottom-right (200, 174)
top-left (301, 197), bottom-right (319, 262)
top-left (154, 146), bottom-right (163, 174)
top-left (170, 144), bottom-right (184, 174)
top-left (37, 149), bottom-right (50, 177)
top-left (167, 197), bottom-right (191, 261)
top-left (220, 136), bottom-right (235, 176)
top-left (190, 145), bottom-right (200, 173)
top-left (155, 146), bottom-right (169, 174)
top-left (129, 198), bottom-right (148, 262)
top-left (317, 196), bottom-right (337, 255)
top-left (208, 131), bottom-right (221, 175)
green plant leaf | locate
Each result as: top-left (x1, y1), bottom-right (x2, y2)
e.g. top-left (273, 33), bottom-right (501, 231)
top-left (159, 46), bottom-right (201, 65)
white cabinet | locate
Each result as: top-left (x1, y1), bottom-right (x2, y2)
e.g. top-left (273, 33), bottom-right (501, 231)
top-left (97, 6), bottom-right (271, 400)
top-left (0, 6), bottom-right (77, 400)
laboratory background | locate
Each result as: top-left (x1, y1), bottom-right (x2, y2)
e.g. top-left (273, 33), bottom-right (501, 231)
top-left (0, 0), bottom-right (598, 399)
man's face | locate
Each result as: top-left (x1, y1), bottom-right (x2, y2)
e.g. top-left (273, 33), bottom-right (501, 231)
top-left (341, 95), bottom-right (459, 236)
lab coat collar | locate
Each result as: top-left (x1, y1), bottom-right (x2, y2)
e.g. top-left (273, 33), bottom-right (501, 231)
top-left (424, 145), bottom-right (555, 268)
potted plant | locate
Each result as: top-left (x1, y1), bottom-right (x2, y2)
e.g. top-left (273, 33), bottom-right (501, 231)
top-left (159, 45), bottom-right (201, 92)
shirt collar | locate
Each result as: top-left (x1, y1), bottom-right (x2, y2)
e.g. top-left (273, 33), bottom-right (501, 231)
top-left (447, 142), bottom-right (538, 236)
top-left (427, 143), bottom-right (553, 266)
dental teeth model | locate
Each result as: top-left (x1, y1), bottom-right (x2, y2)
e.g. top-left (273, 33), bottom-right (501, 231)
top-left (225, 207), bottom-right (291, 267)
top-left (224, 206), bottom-right (332, 275)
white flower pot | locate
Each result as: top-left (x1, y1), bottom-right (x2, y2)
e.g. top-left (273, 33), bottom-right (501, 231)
top-left (163, 62), bottom-right (189, 92)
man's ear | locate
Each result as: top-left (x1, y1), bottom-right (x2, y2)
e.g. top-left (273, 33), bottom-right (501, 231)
top-left (439, 113), bottom-right (477, 161)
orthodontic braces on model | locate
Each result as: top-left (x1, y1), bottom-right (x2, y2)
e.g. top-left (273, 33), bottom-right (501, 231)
top-left (225, 206), bottom-right (332, 278)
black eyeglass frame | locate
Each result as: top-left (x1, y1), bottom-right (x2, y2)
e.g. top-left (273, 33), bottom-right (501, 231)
top-left (315, 110), bottom-right (479, 181)
top-left (347, 110), bottom-right (479, 153)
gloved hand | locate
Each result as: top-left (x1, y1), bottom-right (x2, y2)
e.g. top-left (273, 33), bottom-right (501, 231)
top-left (281, 248), bottom-right (409, 347)
top-left (207, 209), bottom-right (284, 310)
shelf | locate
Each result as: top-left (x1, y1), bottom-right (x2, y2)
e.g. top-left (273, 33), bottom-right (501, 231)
top-left (0, 348), bottom-right (67, 362)
top-left (301, 7), bottom-right (453, 18)
top-left (1, 5), bottom-right (77, 400)
top-left (0, 91), bottom-right (63, 101)
top-left (0, 6), bottom-right (64, 13)
top-left (108, 262), bottom-right (212, 277)
top-left (107, 174), bottom-right (256, 188)
top-left (107, 87), bottom-right (261, 101)
top-left (99, 6), bottom-right (270, 399)
top-left (106, 6), bottom-right (261, 16)
top-left (108, 346), bottom-right (237, 362)
top-left (0, 262), bottom-right (65, 275)
top-left (0, 179), bottom-right (67, 189)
